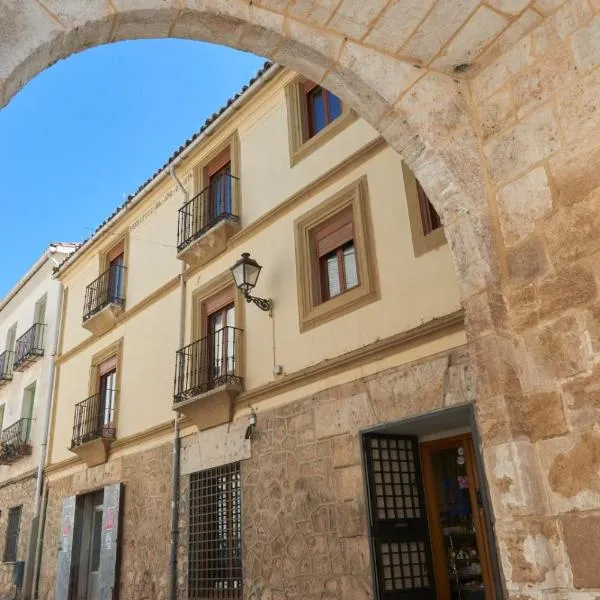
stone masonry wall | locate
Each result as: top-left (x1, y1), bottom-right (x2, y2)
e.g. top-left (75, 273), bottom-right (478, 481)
top-left (38, 442), bottom-right (172, 600)
top-left (234, 346), bottom-right (472, 600)
top-left (0, 474), bottom-right (36, 599)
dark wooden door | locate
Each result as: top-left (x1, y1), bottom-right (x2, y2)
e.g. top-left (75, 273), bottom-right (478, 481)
top-left (363, 434), bottom-right (436, 600)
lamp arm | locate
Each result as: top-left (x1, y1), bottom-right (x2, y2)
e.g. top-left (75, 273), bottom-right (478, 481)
top-left (244, 293), bottom-right (272, 313)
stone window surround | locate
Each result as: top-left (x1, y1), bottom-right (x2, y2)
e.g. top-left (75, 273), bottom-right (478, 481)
top-left (190, 131), bottom-right (241, 220)
top-left (402, 162), bottom-right (446, 257)
top-left (87, 338), bottom-right (124, 430)
top-left (294, 175), bottom-right (379, 333)
top-left (98, 230), bottom-right (130, 311)
top-left (285, 75), bottom-right (357, 167)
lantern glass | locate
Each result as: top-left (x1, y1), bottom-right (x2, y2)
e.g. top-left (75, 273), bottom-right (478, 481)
top-left (231, 253), bottom-right (262, 295)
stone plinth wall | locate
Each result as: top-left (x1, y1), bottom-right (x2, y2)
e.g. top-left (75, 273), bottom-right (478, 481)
top-left (179, 346), bottom-right (472, 600)
top-left (38, 442), bottom-right (172, 600)
top-left (0, 473), bottom-right (36, 599)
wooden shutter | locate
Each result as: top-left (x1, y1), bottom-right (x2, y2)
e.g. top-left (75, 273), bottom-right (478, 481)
top-left (98, 483), bottom-right (123, 600)
top-left (363, 434), bottom-right (436, 600)
top-left (315, 208), bottom-right (354, 257)
top-left (98, 356), bottom-right (118, 377)
top-left (54, 495), bottom-right (77, 600)
top-left (206, 148), bottom-right (231, 177)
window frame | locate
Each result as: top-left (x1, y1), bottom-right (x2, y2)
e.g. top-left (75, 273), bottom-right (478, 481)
top-left (402, 162), bottom-right (446, 257)
top-left (99, 232), bottom-right (129, 309)
top-left (88, 339), bottom-right (123, 437)
top-left (188, 461), bottom-right (242, 599)
top-left (285, 75), bottom-right (357, 167)
top-left (191, 133), bottom-right (241, 226)
top-left (294, 176), bottom-right (379, 332)
top-left (3, 505), bottom-right (22, 563)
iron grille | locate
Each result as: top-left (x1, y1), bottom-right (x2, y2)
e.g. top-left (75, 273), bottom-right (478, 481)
top-left (71, 391), bottom-right (117, 448)
top-left (174, 327), bottom-right (243, 403)
top-left (0, 351), bottom-right (14, 385)
top-left (0, 419), bottom-right (32, 465)
top-left (14, 323), bottom-right (45, 371)
top-left (83, 263), bottom-right (126, 322)
top-left (189, 462), bottom-right (242, 599)
top-left (3, 506), bottom-right (22, 563)
top-left (177, 174), bottom-right (240, 252)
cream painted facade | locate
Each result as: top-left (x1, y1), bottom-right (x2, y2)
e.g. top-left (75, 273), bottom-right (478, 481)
top-left (39, 66), bottom-right (480, 600)
top-left (0, 243), bottom-right (76, 596)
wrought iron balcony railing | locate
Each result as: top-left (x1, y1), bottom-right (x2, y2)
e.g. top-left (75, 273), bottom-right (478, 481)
top-left (71, 391), bottom-right (117, 449)
top-left (177, 174), bottom-right (240, 252)
top-left (174, 326), bottom-right (243, 402)
top-left (14, 323), bottom-right (45, 371)
top-left (0, 351), bottom-right (14, 386)
top-left (83, 264), bottom-right (126, 322)
top-left (0, 418), bottom-right (32, 465)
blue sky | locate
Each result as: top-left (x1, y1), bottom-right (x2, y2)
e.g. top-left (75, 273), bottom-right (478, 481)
top-left (0, 40), bottom-right (265, 298)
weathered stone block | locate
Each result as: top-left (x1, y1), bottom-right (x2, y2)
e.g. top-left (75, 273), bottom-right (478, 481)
top-left (333, 465), bottom-right (363, 501)
top-left (432, 6), bottom-right (508, 71)
top-left (506, 391), bottom-right (568, 441)
top-left (562, 364), bottom-right (600, 430)
top-left (548, 135), bottom-right (600, 206)
top-left (538, 265), bottom-right (597, 321)
top-left (524, 314), bottom-right (589, 381)
top-left (331, 434), bottom-right (360, 468)
top-left (484, 440), bottom-right (549, 518)
top-left (314, 392), bottom-right (373, 439)
top-left (539, 430), bottom-right (600, 512)
top-left (481, 88), bottom-right (515, 140)
top-left (506, 234), bottom-right (550, 285)
top-left (485, 106), bottom-right (560, 183)
top-left (557, 66), bottom-right (600, 143)
top-left (561, 513), bottom-right (600, 588)
top-left (367, 356), bottom-right (448, 422)
top-left (514, 41), bottom-right (578, 118)
top-left (570, 15), bottom-right (600, 71)
top-left (497, 166), bottom-right (553, 246)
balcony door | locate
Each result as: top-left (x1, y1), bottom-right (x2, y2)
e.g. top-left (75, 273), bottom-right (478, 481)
top-left (98, 360), bottom-right (117, 437)
top-left (206, 148), bottom-right (232, 223)
top-left (208, 303), bottom-right (235, 384)
top-left (108, 252), bottom-right (125, 303)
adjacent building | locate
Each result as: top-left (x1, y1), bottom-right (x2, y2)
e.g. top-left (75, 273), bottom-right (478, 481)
top-left (0, 243), bottom-right (77, 597)
top-left (31, 63), bottom-right (499, 600)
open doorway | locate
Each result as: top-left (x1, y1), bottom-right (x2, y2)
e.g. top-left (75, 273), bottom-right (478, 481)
top-left (361, 405), bottom-right (501, 600)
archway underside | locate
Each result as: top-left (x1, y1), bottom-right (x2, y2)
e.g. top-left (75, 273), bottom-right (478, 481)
top-left (4, 1), bottom-right (600, 598)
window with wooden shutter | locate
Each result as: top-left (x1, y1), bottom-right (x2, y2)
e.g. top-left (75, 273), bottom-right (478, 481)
top-left (313, 208), bottom-right (359, 302)
top-left (294, 176), bottom-right (379, 331)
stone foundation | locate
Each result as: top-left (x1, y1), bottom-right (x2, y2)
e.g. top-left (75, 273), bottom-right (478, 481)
top-left (177, 345), bottom-right (473, 600)
top-left (37, 442), bottom-right (172, 600)
top-left (0, 473), bottom-right (36, 599)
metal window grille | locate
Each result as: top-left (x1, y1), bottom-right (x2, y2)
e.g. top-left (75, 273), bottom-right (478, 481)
top-left (3, 506), bottom-right (22, 563)
top-left (189, 462), bottom-right (242, 599)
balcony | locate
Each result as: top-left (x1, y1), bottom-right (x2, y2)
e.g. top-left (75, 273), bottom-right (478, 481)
top-left (0, 418), bottom-right (32, 465)
top-left (82, 264), bottom-right (126, 336)
top-left (0, 351), bottom-right (14, 389)
top-left (174, 326), bottom-right (243, 431)
top-left (177, 174), bottom-right (241, 266)
top-left (14, 323), bottom-right (45, 371)
top-left (70, 391), bottom-right (116, 467)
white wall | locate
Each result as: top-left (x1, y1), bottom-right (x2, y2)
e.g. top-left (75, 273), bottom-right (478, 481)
top-left (0, 250), bottom-right (71, 480)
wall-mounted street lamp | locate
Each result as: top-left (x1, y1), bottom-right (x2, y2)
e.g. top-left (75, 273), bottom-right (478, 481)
top-left (230, 253), bottom-right (272, 313)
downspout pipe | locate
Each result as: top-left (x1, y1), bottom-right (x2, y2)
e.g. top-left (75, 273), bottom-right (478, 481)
top-left (26, 253), bottom-right (64, 598)
top-left (168, 166), bottom-right (189, 600)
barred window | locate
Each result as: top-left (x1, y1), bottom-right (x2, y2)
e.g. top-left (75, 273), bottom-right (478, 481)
top-left (3, 506), bottom-right (22, 563)
top-left (189, 462), bottom-right (242, 599)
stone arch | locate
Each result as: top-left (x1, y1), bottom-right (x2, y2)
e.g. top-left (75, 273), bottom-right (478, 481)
top-left (7, 2), bottom-right (600, 598)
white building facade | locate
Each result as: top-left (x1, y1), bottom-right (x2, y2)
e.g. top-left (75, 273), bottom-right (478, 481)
top-left (0, 243), bottom-right (76, 597)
